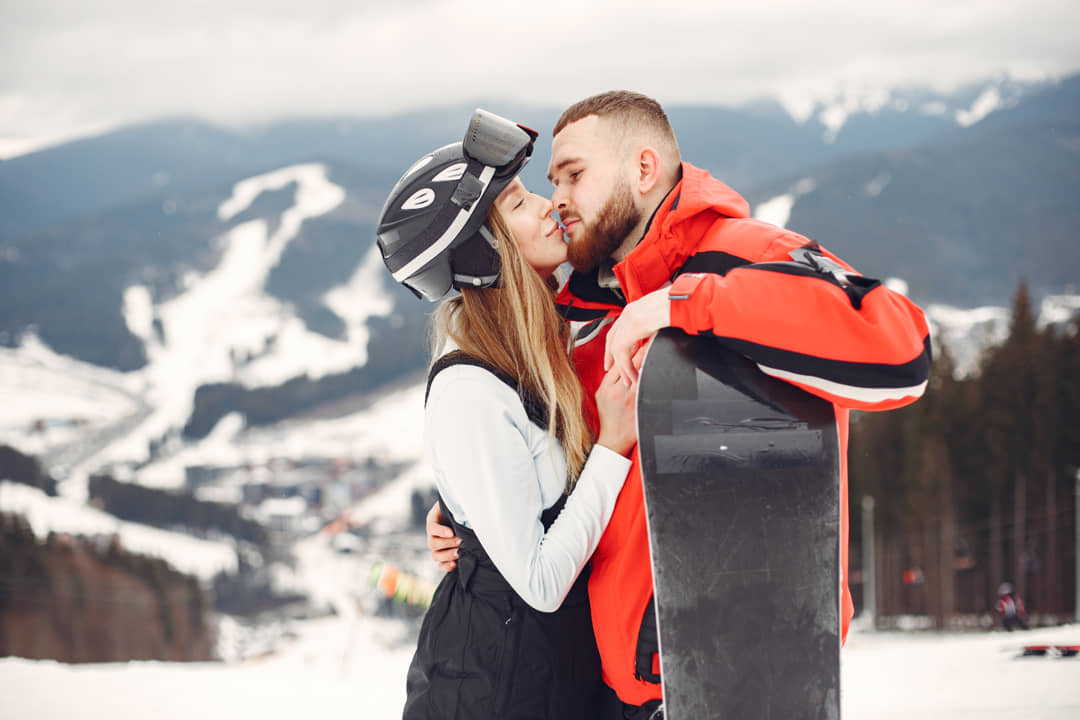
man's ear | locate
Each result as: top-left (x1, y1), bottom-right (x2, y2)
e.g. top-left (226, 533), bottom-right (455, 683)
top-left (637, 147), bottom-right (662, 195)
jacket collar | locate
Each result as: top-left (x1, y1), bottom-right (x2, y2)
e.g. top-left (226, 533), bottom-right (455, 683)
top-left (613, 162), bottom-right (750, 300)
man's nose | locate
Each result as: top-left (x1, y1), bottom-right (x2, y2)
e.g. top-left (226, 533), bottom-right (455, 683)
top-left (551, 183), bottom-right (568, 210)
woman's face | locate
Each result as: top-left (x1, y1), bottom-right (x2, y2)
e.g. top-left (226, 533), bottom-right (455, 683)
top-left (493, 177), bottom-right (567, 279)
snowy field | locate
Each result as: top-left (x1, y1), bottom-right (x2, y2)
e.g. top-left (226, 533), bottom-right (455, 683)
top-left (1, 619), bottom-right (1077, 718)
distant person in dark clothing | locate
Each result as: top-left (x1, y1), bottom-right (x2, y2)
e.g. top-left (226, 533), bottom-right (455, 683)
top-left (996, 582), bottom-right (1029, 631)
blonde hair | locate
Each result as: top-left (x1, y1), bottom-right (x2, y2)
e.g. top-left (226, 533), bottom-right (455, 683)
top-left (431, 208), bottom-right (593, 492)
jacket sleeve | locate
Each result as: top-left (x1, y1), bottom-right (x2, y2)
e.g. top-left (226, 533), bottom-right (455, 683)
top-left (667, 232), bottom-right (931, 412)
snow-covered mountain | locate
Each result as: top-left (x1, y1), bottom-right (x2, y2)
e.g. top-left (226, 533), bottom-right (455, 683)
top-left (743, 74), bottom-right (1080, 306)
top-left (925, 294), bottom-right (1080, 378)
top-left (784, 74), bottom-right (1045, 146)
top-left (1, 161), bottom-right (419, 479)
top-left (0, 161), bottom-right (438, 626)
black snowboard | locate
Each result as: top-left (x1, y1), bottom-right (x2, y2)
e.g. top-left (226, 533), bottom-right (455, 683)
top-left (636, 328), bottom-right (842, 719)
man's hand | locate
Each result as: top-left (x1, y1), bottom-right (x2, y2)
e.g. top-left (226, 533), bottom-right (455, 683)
top-left (604, 286), bottom-right (671, 384)
top-left (426, 501), bottom-right (460, 572)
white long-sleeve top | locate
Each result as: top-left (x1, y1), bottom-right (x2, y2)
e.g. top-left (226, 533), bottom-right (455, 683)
top-left (425, 362), bottom-right (631, 613)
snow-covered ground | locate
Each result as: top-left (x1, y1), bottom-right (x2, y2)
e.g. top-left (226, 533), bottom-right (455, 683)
top-left (1, 617), bottom-right (1077, 718)
top-left (842, 624), bottom-right (1080, 719)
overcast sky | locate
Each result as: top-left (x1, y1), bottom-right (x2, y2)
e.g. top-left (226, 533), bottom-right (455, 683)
top-left (2, 0), bottom-right (1079, 157)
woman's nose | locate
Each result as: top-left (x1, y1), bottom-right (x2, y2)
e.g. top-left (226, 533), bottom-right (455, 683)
top-left (535, 194), bottom-right (554, 217)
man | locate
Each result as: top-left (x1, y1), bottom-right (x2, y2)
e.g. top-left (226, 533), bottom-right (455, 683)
top-left (431, 90), bottom-right (932, 717)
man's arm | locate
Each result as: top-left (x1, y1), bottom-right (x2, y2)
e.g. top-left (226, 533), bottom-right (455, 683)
top-left (606, 235), bottom-right (932, 412)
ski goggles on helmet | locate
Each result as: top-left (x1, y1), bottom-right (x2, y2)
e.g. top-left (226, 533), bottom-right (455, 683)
top-left (463, 109), bottom-right (538, 174)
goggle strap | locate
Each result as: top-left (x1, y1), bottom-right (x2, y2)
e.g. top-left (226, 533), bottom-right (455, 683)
top-left (453, 272), bottom-right (500, 288)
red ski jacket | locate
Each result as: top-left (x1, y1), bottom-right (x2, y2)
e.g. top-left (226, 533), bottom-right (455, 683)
top-left (555, 163), bottom-right (931, 705)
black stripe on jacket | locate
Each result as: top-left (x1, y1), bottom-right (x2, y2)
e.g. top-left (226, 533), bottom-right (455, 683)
top-left (672, 250), bottom-right (753, 279)
top-left (744, 260), bottom-right (883, 310)
top-left (704, 333), bottom-right (933, 393)
top-left (556, 302), bottom-right (610, 322)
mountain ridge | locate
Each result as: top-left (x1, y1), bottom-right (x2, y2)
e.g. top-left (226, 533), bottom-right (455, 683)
top-left (1, 74), bottom-right (1076, 441)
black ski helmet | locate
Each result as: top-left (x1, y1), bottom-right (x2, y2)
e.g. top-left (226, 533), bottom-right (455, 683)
top-left (377, 109), bottom-right (539, 301)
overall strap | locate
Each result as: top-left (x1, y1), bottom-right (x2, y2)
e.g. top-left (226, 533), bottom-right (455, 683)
top-left (426, 350), bottom-right (549, 428)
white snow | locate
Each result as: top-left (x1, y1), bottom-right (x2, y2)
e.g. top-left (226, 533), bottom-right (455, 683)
top-left (0, 333), bottom-right (144, 457)
top-left (815, 87), bottom-right (891, 142)
top-left (926, 303), bottom-right (1011, 378)
top-left (819, 104), bottom-right (851, 144)
top-left (956, 87), bottom-right (1002, 127)
top-left (0, 615), bottom-right (416, 720)
top-left (1038, 294), bottom-right (1080, 329)
top-left (0, 617), bottom-right (1077, 718)
top-left (908, 295), bottom-right (1080, 380)
top-left (884, 277), bottom-right (910, 296)
top-left (842, 624), bottom-right (1080, 718)
top-left (343, 460), bottom-right (432, 535)
top-left (257, 496), bottom-right (308, 526)
top-left (322, 243), bottom-right (396, 340)
top-left (864, 171), bottom-right (891, 198)
top-left (753, 177), bottom-right (816, 228)
top-left (776, 92), bottom-right (817, 125)
top-left (754, 193), bottom-right (797, 229)
top-left (130, 377), bottom-right (426, 491)
top-left (122, 285), bottom-right (155, 342)
top-left (233, 380), bottom-right (427, 467)
top-left (134, 412), bottom-right (246, 490)
top-left (0, 481), bottom-right (237, 580)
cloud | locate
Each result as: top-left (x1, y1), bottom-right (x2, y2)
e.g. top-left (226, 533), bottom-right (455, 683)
top-left (2, 0), bottom-right (1079, 146)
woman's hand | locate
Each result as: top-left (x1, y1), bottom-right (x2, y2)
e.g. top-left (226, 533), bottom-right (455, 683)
top-left (426, 501), bottom-right (460, 572)
top-left (594, 356), bottom-right (641, 457)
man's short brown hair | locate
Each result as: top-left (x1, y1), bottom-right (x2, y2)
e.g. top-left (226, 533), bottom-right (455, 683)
top-left (553, 90), bottom-right (680, 164)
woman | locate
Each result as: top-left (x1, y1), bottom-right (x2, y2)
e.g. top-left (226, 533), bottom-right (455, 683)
top-left (377, 110), bottom-right (637, 719)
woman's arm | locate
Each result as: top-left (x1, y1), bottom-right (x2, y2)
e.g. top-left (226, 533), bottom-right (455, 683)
top-left (426, 366), bottom-right (632, 612)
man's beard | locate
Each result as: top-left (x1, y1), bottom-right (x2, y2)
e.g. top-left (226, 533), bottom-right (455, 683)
top-left (566, 179), bottom-right (642, 273)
